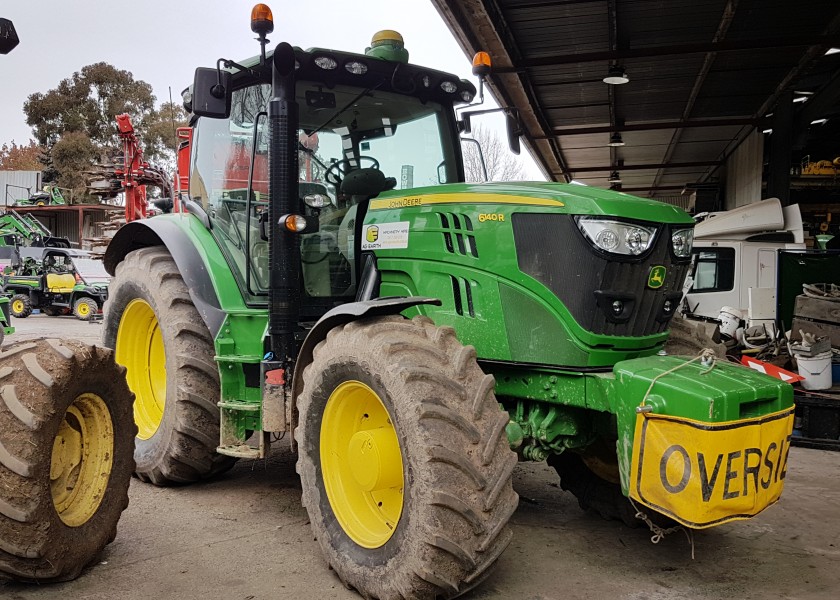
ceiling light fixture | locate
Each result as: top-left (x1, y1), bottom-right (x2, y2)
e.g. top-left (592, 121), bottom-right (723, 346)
top-left (762, 128), bottom-right (773, 134)
top-left (793, 96), bottom-right (808, 103)
top-left (603, 65), bottom-right (629, 85)
top-left (608, 170), bottom-right (622, 183)
top-left (608, 132), bottom-right (625, 146)
top-left (825, 48), bottom-right (840, 56)
top-left (811, 118), bottom-right (829, 125)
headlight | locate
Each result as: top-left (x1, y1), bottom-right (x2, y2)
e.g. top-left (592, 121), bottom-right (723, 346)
top-left (671, 228), bottom-right (694, 258)
top-left (576, 217), bottom-right (656, 256)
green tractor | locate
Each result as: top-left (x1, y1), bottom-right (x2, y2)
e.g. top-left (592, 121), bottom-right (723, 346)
top-left (0, 209), bottom-right (71, 248)
top-left (0, 6), bottom-right (794, 595)
top-left (14, 185), bottom-right (69, 207)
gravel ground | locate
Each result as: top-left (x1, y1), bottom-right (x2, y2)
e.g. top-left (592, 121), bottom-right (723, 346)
top-left (1, 314), bottom-right (838, 600)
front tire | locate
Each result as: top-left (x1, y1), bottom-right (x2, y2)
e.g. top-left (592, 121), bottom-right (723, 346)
top-left (297, 315), bottom-right (518, 599)
top-left (0, 339), bottom-right (135, 582)
top-left (10, 294), bottom-right (31, 319)
top-left (103, 246), bottom-right (235, 485)
top-left (73, 297), bottom-right (99, 321)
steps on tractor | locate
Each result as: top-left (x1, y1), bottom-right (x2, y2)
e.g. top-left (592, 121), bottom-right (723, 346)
top-left (217, 400), bottom-right (265, 459)
top-left (217, 443), bottom-right (261, 459)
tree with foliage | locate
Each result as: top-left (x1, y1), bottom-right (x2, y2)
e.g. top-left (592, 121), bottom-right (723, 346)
top-left (23, 63), bottom-right (187, 199)
top-left (140, 101), bottom-right (189, 169)
top-left (0, 140), bottom-right (44, 171)
top-left (25, 62), bottom-right (156, 148)
top-left (462, 124), bottom-right (526, 183)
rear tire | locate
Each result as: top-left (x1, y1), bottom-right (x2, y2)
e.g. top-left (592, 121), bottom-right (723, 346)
top-left (10, 294), bottom-right (31, 319)
top-left (0, 339), bottom-right (135, 582)
top-left (73, 297), bottom-right (99, 321)
top-left (103, 246), bottom-right (235, 485)
top-left (297, 315), bottom-right (518, 599)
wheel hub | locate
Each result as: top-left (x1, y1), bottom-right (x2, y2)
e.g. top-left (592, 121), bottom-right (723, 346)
top-left (347, 427), bottom-right (402, 492)
top-left (50, 393), bottom-right (114, 527)
top-left (321, 380), bottom-right (404, 548)
top-left (116, 299), bottom-right (166, 440)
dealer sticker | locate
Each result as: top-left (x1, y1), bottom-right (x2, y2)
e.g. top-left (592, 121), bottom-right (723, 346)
top-left (361, 222), bottom-right (410, 250)
top-left (629, 407), bottom-right (794, 529)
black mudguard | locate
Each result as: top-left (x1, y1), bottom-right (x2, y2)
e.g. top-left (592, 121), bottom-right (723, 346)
top-left (290, 296), bottom-right (442, 402)
top-left (103, 219), bottom-right (226, 336)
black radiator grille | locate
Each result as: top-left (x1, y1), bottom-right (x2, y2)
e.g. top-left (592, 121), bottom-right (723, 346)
top-left (512, 213), bottom-right (690, 337)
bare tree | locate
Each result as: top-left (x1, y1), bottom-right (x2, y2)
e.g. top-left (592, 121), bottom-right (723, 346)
top-left (462, 124), bottom-right (526, 182)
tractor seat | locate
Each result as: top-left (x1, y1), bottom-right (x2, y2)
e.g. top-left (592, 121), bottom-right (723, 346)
top-left (46, 273), bottom-right (76, 293)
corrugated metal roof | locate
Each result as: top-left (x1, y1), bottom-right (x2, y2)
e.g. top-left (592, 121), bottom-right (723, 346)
top-left (432, 0), bottom-right (840, 198)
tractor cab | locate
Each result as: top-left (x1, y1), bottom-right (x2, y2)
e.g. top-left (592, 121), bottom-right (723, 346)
top-left (186, 40), bottom-right (476, 320)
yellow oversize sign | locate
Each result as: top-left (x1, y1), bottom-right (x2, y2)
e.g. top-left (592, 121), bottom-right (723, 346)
top-left (629, 407), bottom-right (794, 529)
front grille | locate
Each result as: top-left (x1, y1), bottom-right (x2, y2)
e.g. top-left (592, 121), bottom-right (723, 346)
top-left (512, 213), bottom-right (690, 338)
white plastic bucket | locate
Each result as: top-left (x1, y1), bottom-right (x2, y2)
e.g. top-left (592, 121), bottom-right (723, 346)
top-left (718, 306), bottom-right (743, 338)
top-left (797, 351), bottom-right (833, 391)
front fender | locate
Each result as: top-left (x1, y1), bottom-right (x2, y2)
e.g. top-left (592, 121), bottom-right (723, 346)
top-left (290, 296), bottom-right (442, 402)
top-left (103, 218), bottom-right (225, 336)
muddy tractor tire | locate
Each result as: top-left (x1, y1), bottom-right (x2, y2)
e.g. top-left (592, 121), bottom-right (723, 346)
top-left (297, 315), bottom-right (519, 599)
top-left (0, 339), bottom-right (135, 582)
top-left (103, 246), bottom-right (235, 485)
top-left (9, 294), bottom-right (31, 319)
top-left (73, 297), bottom-right (99, 321)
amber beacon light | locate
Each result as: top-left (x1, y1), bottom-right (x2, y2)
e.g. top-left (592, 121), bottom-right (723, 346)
top-left (251, 4), bottom-right (274, 35)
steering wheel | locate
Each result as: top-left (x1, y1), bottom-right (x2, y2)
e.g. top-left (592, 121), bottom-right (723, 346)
top-left (323, 156), bottom-right (380, 187)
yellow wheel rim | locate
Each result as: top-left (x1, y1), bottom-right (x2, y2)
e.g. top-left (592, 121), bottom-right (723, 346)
top-left (51, 393), bottom-right (114, 527)
top-left (321, 380), bottom-right (404, 548)
top-left (77, 302), bottom-right (90, 317)
top-left (12, 299), bottom-right (24, 314)
top-left (116, 299), bottom-right (166, 440)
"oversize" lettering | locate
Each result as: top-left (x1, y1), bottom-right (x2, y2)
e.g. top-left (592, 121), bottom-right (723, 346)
top-left (657, 435), bottom-right (790, 502)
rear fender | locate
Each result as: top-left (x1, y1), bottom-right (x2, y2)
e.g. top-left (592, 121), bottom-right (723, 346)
top-left (103, 220), bottom-right (225, 336)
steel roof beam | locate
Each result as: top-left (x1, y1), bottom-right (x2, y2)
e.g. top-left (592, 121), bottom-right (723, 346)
top-left (570, 161), bottom-right (721, 173)
top-left (652, 1), bottom-right (739, 191)
top-left (493, 36), bottom-right (840, 72)
top-left (535, 118), bottom-right (758, 138)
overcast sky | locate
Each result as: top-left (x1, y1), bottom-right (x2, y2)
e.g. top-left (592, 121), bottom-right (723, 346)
top-left (0, 0), bottom-right (543, 178)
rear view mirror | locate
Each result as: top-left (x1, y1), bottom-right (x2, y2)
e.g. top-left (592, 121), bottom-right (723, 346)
top-left (506, 111), bottom-right (521, 155)
top-left (192, 67), bottom-right (232, 118)
top-left (0, 18), bottom-right (19, 54)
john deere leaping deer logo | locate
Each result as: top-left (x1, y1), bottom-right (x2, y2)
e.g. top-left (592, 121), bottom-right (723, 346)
top-left (648, 265), bottom-right (666, 289)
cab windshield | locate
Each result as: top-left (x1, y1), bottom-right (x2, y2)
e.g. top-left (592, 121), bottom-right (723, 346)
top-left (189, 81), bottom-right (461, 303)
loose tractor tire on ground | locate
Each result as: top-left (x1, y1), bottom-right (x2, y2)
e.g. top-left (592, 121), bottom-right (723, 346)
top-left (0, 5), bottom-right (794, 597)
